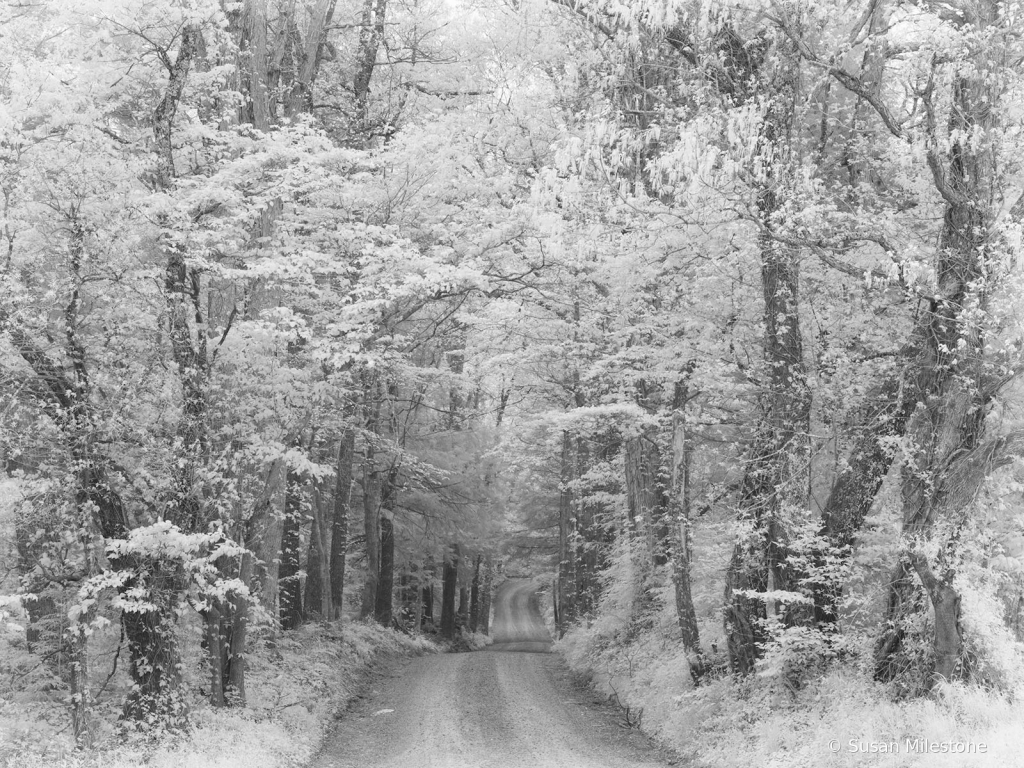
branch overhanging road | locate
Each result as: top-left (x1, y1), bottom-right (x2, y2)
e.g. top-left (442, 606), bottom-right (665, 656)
top-left (310, 578), bottom-right (676, 768)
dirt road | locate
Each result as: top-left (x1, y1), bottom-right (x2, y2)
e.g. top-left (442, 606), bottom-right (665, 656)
top-left (309, 578), bottom-right (673, 768)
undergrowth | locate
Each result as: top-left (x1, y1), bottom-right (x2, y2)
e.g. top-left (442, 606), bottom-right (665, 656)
top-left (558, 534), bottom-right (1024, 768)
top-left (0, 620), bottom-right (435, 768)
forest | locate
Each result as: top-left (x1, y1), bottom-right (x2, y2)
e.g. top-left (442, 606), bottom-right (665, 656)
top-left (1, 0), bottom-right (1024, 766)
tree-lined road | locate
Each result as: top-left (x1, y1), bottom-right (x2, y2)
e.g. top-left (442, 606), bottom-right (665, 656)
top-left (310, 578), bottom-right (671, 768)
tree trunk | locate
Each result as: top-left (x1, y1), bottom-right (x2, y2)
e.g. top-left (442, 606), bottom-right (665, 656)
top-left (422, 583), bottom-right (434, 627)
top-left (458, 585), bottom-right (469, 627)
top-left (119, 576), bottom-right (185, 727)
top-left (280, 466), bottom-right (305, 630)
top-left (469, 555), bottom-right (482, 632)
top-left (670, 381), bottom-right (700, 652)
top-left (410, 566), bottom-right (424, 630)
top-left (361, 457), bottom-right (381, 619)
top-left (304, 481), bottom-right (326, 620)
top-left (873, 52), bottom-right (999, 689)
top-left (723, 69), bottom-right (811, 672)
top-left (440, 545), bottom-right (459, 640)
top-left (375, 465), bottom-right (398, 625)
top-left (14, 515), bottom-right (59, 654)
top-left (479, 561), bottom-right (492, 635)
top-left (361, 375), bottom-right (383, 619)
top-left (204, 602), bottom-right (228, 708)
top-left (556, 431), bottom-right (576, 637)
top-left (329, 428), bottom-right (354, 620)
top-left (225, 549), bottom-right (250, 705)
top-left (78, 467), bottom-right (186, 727)
top-left (67, 628), bottom-right (90, 748)
top-left (249, 460), bottom-right (285, 623)
top-left (353, 0), bottom-right (388, 131)
top-left (375, 511), bottom-right (394, 625)
top-left (238, 0), bottom-right (271, 128)
top-left (305, 469), bottom-right (333, 621)
top-left (284, 0), bottom-right (339, 116)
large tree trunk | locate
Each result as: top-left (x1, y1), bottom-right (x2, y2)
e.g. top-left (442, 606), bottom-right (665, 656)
top-left (280, 465), bottom-right (305, 630)
top-left (670, 381), bottom-right (700, 652)
top-left (479, 560), bottom-right (492, 635)
top-left (375, 511), bottom-right (395, 625)
top-left (81, 422), bottom-right (185, 728)
top-left (469, 555), bottom-right (482, 632)
top-left (458, 585), bottom-right (469, 627)
top-left (440, 545), bottom-right (459, 640)
top-left (422, 582), bottom-right (434, 627)
top-left (225, 549), bottom-right (251, 705)
top-left (284, 0), bottom-right (339, 116)
top-left (119, 571), bottom-right (185, 726)
top-left (408, 565), bottom-right (423, 630)
top-left (352, 0), bottom-right (388, 131)
top-left (361, 457), bottom-right (381, 619)
top-left (81, 446), bottom-right (187, 727)
top-left (204, 601), bottom-right (229, 708)
top-left (329, 428), bottom-right (355, 620)
top-left (556, 431), bottom-right (576, 638)
top-left (873, 40), bottom-right (1000, 688)
top-left (237, 0), bottom-right (271, 129)
top-left (374, 465), bottom-right (398, 625)
top-left (204, 553), bottom-right (248, 708)
top-left (249, 460), bottom-right (285, 622)
top-left (305, 465), bottom-right (334, 621)
top-left (304, 478), bottom-right (328, 620)
top-left (723, 74), bottom-right (810, 672)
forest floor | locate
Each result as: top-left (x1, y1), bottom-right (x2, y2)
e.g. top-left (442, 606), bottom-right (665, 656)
top-left (308, 578), bottom-right (680, 768)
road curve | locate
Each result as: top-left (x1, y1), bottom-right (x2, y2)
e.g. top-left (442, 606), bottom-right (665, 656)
top-left (309, 578), bottom-right (672, 768)
top-left (488, 576), bottom-right (554, 653)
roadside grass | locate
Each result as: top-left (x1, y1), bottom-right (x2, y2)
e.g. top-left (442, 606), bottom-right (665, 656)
top-left (0, 619), bottom-right (436, 768)
top-left (562, 622), bottom-right (1024, 768)
top-left (558, 566), bottom-right (1024, 768)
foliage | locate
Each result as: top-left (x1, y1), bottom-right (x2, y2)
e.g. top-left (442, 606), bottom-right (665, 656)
top-left (3, 0), bottom-right (1024, 761)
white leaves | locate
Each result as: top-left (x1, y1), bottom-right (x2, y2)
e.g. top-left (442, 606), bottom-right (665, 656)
top-left (67, 522), bottom-right (252, 631)
top-left (107, 520), bottom-right (237, 561)
top-left (732, 589), bottom-right (814, 606)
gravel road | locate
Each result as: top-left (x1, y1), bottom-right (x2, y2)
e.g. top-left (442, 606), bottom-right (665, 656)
top-left (309, 578), bottom-right (674, 768)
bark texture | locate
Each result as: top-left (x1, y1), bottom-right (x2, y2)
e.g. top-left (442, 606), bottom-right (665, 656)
top-left (723, 62), bottom-right (811, 673)
top-left (329, 428), bottom-right (355, 620)
top-left (555, 431), bottom-right (576, 638)
top-left (670, 381), bottom-right (700, 652)
top-left (280, 465), bottom-right (305, 630)
top-left (440, 545), bottom-right (459, 640)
